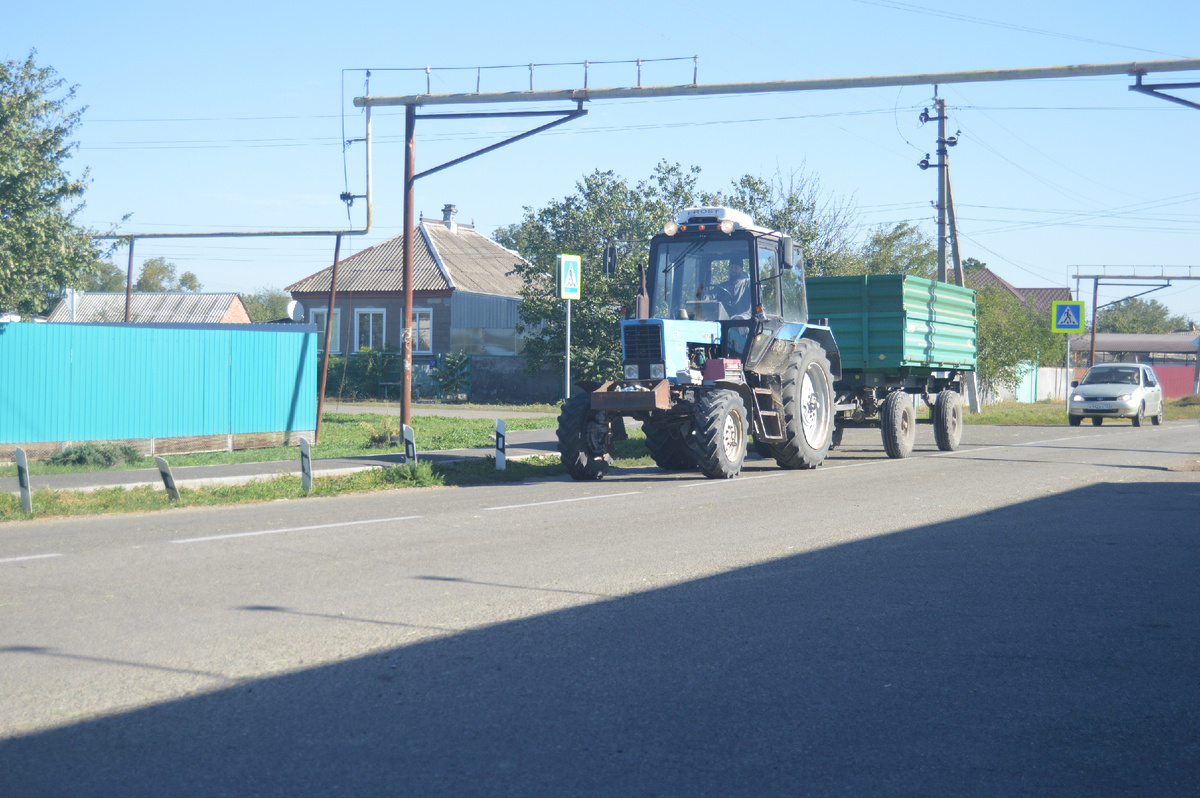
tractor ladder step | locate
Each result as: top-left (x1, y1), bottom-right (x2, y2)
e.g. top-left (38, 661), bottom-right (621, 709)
top-left (752, 387), bottom-right (784, 441)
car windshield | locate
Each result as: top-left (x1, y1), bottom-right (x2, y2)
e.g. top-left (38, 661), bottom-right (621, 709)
top-left (651, 237), bottom-right (754, 320)
top-left (1082, 367), bottom-right (1140, 385)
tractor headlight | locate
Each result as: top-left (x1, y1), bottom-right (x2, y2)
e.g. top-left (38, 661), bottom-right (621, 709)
top-left (624, 364), bottom-right (640, 380)
top-left (649, 363), bottom-right (666, 379)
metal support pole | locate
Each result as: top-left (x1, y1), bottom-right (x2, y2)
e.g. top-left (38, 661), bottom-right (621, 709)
top-left (124, 238), bottom-right (136, 322)
top-left (1064, 334), bottom-right (1072, 407)
top-left (564, 298), bottom-right (572, 400)
top-left (402, 104), bottom-right (416, 427)
top-left (314, 234), bottom-right (342, 444)
top-left (1089, 279), bottom-right (1100, 367)
top-left (936, 94), bottom-right (948, 284)
top-left (946, 170), bottom-right (965, 287)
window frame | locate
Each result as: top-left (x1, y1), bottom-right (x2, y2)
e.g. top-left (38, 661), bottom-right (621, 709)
top-left (413, 308), bottom-right (433, 354)
top-left (354, 307), bottom-right (387, 351)
top-left (311, 308), bottom-right (341, 353)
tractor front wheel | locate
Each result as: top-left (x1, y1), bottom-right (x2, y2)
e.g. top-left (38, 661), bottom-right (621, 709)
top-left (644, 421), bottom-right (699, 471)
top-left (692, 389), bottom-right (748, 479)
top-left (557, 393), bottom-right (612, 480)
top-left (771, 340), bottom-right (834, 469)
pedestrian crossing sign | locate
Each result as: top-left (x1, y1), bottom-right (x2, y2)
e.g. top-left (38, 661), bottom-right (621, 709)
top-left (558, 254), bottom-right (582, 300)
top-left (1051, 300), bottom-right (1085, 333)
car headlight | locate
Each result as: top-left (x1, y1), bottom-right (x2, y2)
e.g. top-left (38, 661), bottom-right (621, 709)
top-left (1072, 394), bottom-right (1084, 402)
top-left (1119, 393), bottom-right (1133, 401)
top-left (623, 364), bottom-right (639, 380)
top-left (649, 363), bottom-right (666, 379)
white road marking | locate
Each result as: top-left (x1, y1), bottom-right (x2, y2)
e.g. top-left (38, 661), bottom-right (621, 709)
top-left (0, 553), bottom-right (63, 564)
top-left (484, 491), bottom-right (641, 511)
top-left (171, 515), bottom-right (422, 544)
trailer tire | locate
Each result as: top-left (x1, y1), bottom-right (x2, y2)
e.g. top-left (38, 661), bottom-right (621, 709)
top-left (644, 422), bottom-right (699, 471)
top-left (881, 391), bottom-right (916, 459)
top-left (933, 389), bottom-right (964, 451)
top-left (771, 340), bottom-right (834, 469)
top-left (692, 389), bottom-right (748, 479)
top-left (557, 393), bottom-right (611, 480)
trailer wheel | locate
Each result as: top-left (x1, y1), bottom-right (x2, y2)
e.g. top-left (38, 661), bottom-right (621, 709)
top-left (771, 340), bottom-right (834, 469)
top-left (557, 393), bottom-right (611, 480)
top-left (933, 389), bottom-right (964, 451)
top-left (880, 391), bottom-right (916, 459)
top-left (643, 422), bottom-right (699, 471)
top-left (692, 389), bottom-right (748, 479)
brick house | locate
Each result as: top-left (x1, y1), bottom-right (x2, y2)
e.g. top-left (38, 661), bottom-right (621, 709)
top-left (286, 205), bottom-right (528, 359)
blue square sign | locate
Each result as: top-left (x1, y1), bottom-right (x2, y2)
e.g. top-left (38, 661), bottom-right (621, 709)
top-left (1051, 300), bottom-right (1085, 333)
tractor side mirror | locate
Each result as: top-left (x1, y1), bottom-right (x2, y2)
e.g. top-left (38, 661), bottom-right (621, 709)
top-left (781, 236), bottom-right (795, 269)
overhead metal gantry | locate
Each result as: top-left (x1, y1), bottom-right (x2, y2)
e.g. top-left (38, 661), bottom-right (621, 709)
top-left (355, 57), bottom-right (1200, 424)
top-left (1071, 266), bottom-right (1200, 366)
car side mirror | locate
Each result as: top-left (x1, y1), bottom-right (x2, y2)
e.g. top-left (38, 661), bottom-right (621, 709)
top-left (1070, 380), bottom-right (1079, 388)
top-left (781, 236), bottom-right (794, 269)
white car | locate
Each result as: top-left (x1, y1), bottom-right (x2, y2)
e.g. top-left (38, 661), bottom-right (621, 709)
top-left (1069, 363), bottom-right (1164, 427)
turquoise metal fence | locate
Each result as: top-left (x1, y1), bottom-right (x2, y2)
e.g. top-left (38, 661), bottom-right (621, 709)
top-left (0, 322), bottom-right (317, 446)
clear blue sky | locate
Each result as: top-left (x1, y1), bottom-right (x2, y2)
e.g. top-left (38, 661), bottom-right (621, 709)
top-left (7, 0), bottom-right (1199, 322)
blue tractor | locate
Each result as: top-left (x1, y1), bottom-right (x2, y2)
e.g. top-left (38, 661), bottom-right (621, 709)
top-left (557, 206), bottom-right (841, 479)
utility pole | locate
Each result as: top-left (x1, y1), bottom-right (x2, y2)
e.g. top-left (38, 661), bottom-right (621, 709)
top-left (918, 90), bottom-right (957, 284)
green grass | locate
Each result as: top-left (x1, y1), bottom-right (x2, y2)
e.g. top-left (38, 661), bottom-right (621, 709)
top-left (963, 397), bottom-right (1200, 426)
top-left (0, 411), bottom-right (559, 478)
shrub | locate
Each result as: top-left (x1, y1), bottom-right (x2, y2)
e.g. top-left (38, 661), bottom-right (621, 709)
top-left (48, 443), bottom-right (144, 468)
top-left (360, 415), bottom-right (402, 447)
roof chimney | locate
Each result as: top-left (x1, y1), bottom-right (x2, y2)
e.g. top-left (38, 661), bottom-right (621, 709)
top-left (442, 203), bottom-right (458, 234)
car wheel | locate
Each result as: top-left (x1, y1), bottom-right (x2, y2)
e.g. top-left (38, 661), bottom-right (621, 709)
top-left (1151, 403), bottom-right (1164, 426)
top-left (1091, 417), bottom-right (1103, 426)
top-left (1131, 402), bottom-right (1144, 427)
top-left (1068, 415), bottom-right (1082, 427)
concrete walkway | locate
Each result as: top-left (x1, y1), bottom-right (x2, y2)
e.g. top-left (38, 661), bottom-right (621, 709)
top-left (11, 428), bottom-right (562, 495)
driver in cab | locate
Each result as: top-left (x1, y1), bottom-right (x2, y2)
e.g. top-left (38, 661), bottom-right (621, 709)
top-left (713, 258), bottom-right (751, 317)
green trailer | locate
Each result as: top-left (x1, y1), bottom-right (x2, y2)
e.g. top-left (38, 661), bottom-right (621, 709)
top-left (806, 275), bottom-right (977, 458)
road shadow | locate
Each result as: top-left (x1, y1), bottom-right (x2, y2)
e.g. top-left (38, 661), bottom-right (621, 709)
top-left (2, 481), bottom-right (1199, 796)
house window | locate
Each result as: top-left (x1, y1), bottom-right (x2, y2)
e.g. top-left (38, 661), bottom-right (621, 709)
top-left (356, 308), bottom-right (385, 351)
top-left (311, 309), bottom-right (340, 353)
top-left (414, 308), bottom-right (433, 354)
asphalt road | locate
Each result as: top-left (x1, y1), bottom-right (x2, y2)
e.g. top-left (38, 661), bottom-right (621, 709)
top-left (2, 422), bottom-right (1199, 796)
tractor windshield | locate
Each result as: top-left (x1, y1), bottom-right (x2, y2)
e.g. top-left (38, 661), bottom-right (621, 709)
top-left (651, 236), bottom-right (754, 321)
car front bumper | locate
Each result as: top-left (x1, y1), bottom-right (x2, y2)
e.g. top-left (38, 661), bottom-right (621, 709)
top-left (1068, 397), bottom-right (1140, 417)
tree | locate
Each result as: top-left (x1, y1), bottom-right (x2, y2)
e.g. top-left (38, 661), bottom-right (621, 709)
top-left (495, 161), bottom-right (861, 382)
top-left (1, 52), bottom-right (106, 316)
top-left (241, 286), bottom-right (291, 322)
top-left (973, 285), bottom-right (1064, 396)
top-left (1096, 297), bottom-right (1191, 334)
top-left (77, 260), bottom-right (127, 292)
top-left (846, 222), bottom-right (936, 278)
top-left (495, 162), bottom-right (703, 382)
top-left (134, 256), bottom-right (201, 292)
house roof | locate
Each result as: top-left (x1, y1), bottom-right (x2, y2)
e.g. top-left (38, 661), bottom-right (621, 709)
top-left (1068, 332), bottom-right (1200, 355)
top-left (965, 266), bottom-right (1072, 313)
top-left (286, 219), bottom-right (526, 297)
top-left (47, 292), bottom-right (250, 324)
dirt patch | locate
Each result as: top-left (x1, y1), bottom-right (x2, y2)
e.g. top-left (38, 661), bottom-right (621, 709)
top-left (1168, 459), bottom-right (1200, 472)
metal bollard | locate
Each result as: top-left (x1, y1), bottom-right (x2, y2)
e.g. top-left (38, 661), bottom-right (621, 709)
top-left (15, 447), bottom-right (32, 515)
top-left (154, 456), bottom-right (180, 501)
top-left (299, 438), bottom-right (312, 493)
top-left (495, 419), bottom-right (506, 470)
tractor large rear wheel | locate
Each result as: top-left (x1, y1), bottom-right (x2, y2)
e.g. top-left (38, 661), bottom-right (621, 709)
top-left (643, 421), bottom-right (699, 471)
top-left (771, 340), bottom-right (834, 469)
top-left (557, 393), bottom-right (611, 480)
top-left (692, 389), bottom-right (748, 479)
top-left (881, 391), bottom-right (917, 459)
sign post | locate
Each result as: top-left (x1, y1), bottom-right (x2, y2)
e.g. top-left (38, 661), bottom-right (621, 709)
top-left (557, 254), bottom-right (582, 400)
top-left (1052, 300), bottom-right (1086, 407)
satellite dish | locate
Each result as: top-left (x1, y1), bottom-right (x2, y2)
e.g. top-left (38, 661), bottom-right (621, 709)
top-left (287, 300), bottom-right (304, 322)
